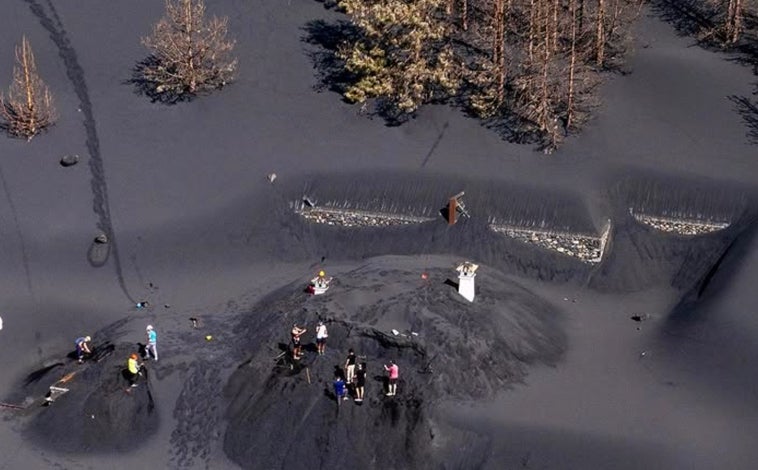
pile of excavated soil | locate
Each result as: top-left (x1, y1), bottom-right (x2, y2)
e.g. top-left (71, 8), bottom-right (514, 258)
top-left (19, 341), bottom-right (159, 453)
top-left (223, 256), bottom-right (566, 469)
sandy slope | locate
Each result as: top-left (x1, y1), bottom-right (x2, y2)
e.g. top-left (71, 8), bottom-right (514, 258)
top-left (0, 0), bottom-right (756, 468)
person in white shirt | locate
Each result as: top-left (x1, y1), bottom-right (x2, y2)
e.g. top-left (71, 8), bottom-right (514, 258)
top-left (315, 321), bottom-right (328, 355)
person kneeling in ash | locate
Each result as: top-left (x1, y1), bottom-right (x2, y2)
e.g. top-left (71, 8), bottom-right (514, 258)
top-left (75, 336), bottom-right (92, 364)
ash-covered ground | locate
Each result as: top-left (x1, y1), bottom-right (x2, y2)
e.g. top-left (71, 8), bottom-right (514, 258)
top-left (1, 0), bottom-right (758, 468)
top-left (223, 257), bottom-right (565, 469)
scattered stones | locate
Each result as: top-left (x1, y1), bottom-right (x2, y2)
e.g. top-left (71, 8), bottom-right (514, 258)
top-left (490, 224), bottom-right (604, 264)
top-left (94, 233), bottom-right (108, 244)
top-left (631, 210), bottom-right (729, 235)
top-left (296, 207), bottom-right (433, 228)
top-left (60, 154), bottom-right (79, 167)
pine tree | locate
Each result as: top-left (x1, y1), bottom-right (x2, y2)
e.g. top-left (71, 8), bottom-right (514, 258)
top-left (141, 0), bottom-right (237, 97)
top-left (0, 36), bottom-right (57, 140)
top-left (338, 0), bottom-right (460, 115)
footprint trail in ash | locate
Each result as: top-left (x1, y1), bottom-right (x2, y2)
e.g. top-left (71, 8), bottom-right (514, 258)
top-left (25, 0), bottom-right (134, 302)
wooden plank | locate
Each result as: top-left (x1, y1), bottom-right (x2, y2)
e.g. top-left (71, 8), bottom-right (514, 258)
top-left (0, 402), bottom-right (26, 410)
top-left (448, 197), bottom-right (457, 225)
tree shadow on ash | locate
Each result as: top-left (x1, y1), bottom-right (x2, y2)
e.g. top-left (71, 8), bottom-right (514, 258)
top-left (651, 0), bottom-right (758, 69)
top-left (729, 95), bottom-right (758, 144)
top-left (301, 19), bottom-right (415, 126)
top-left (301, 19), bottom-right (358, 95)
top-left (125, 56), bottom-right (197, 105)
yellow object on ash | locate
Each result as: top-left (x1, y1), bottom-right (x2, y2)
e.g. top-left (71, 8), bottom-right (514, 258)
top-left (205, 335), bottom-right (213, 341)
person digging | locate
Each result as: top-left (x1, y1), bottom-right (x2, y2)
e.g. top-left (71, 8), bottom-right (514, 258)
top-left (74, 336), bottom-right (92, 364)
top-left (126, 353), bottom-right (144, 388)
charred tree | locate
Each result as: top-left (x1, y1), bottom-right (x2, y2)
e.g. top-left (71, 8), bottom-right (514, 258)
top-left (595, 0), bottom-right (606, 67)
top-left (0, 36), bottom-right (57, 140)
top-left (724, 0), bottom-right (744, 43)
top-left (140, 0), bottom-right (237, 98)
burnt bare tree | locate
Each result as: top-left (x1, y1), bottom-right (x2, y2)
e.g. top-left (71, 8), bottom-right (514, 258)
top-left (139, 0), bottom-right (237, 99)
top-left (0, 36), bottom-right (57, 140)
top-left (313, 0), bottom-right (639, 149)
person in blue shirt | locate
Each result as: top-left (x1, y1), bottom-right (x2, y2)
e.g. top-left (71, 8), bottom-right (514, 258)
top-left (75, 336), bottom-right (91, 364)
top-left (145, 325), bottom-right (158, 361)
top-left (333, 376), bottom-right (347, 405)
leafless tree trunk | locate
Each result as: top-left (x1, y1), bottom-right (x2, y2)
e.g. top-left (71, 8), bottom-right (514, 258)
top-left (0, 36), bottom-right (57, 140)
top-left (552, 0), bottom-right (559, 53)
top-left (529, 0), bottom-right (537, 61)
top-left (725, 0), bottom-right (743, 43)
top-left (141, 0), bottom-right (237, 97)
top-left (494, 0), bottom-right (506, 105)
top-left (462, 0), bottom-right (469, 30)
top-left (567, 0), bottom-right (578, 129)
top-left (578, 0), bottom-right (585, 30)
top-left (595, 0), bottom-right (606, 67)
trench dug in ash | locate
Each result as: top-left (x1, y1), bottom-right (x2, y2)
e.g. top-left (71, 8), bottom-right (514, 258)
top-left (223, 258), bottom-right (566, 469)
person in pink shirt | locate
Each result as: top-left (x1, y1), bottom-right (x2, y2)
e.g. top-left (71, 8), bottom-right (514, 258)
top-left (384, 360), bottom-right (399, 396)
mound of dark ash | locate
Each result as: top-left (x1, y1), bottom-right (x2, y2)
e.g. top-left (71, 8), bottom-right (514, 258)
top-left (21, 342), bottom-right (159, 453)
top-left (223, 258), bottom-right (566, 469)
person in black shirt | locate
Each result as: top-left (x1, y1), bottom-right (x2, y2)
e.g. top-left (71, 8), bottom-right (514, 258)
top-left (344, 349), bottom-right (357, 384)
top-left (355, 362), bottom-right (366, 402)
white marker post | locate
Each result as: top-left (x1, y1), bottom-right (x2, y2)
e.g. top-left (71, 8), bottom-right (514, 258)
top-left (456, 262), bottom-right (478, 302)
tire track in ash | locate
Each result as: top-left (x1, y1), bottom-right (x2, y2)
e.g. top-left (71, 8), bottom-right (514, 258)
top-left (25, 0), bottom-right (134, 302)
top-left (0, 163), bottom-right (35, 299)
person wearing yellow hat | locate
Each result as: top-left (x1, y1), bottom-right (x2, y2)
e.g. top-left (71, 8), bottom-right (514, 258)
top-left (74, 335), bottom-right (92, 364)
top-left (127, 353), bottom-right (142, 388)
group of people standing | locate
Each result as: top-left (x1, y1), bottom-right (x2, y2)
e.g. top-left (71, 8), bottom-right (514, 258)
top-left (290, 320), bottom-right (400, 404)
top-left (333, 351), bottom-right (399, 404)
top-left (333, 349), bottom-right (368, 403)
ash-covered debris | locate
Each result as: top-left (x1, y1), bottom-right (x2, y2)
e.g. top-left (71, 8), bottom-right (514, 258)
top-left (630, 211), bottom-right (730, 235)
top-left (296, 206), bottom-right (434, 227)
top-left (489, 221), bottom-right (611, 264)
